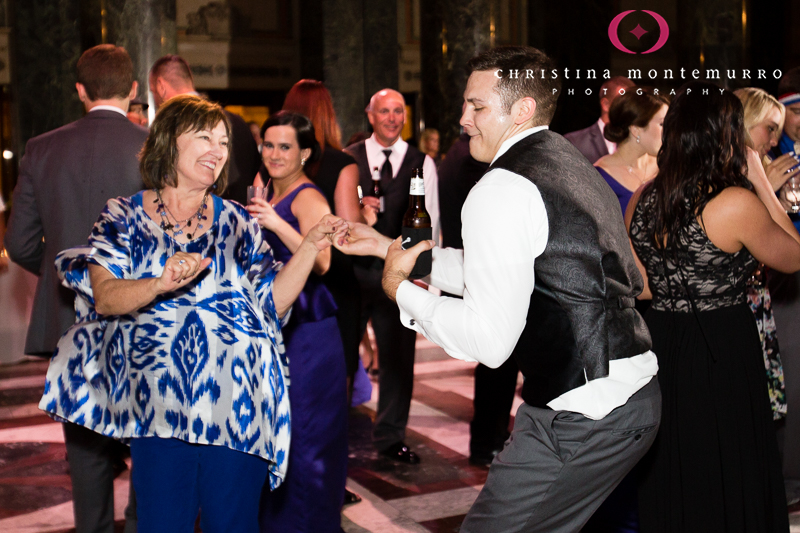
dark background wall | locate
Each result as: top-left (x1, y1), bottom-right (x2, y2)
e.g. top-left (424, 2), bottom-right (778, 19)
top-left (3, 0), bottom-right (800, 191)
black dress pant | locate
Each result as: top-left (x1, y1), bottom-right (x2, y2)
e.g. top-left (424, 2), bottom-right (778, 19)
top-left (355, 264), bottom-right (418, 451)
top-left (63, 421), bottom-right (136, 533)
top-left (470, 357), bottom-right (519, 457)
top-left (441, 289), bottom-right (520, 458)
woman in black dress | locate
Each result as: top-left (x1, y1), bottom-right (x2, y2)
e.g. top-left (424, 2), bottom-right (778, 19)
top-left (281, 80), bottom-right (372, 391)
top-left (626, 82), bottom-right (800, 532)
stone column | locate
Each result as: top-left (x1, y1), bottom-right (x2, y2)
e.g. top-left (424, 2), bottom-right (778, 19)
top-left (419, 0), bottom-right (491, 150)
top-left (11, 0), bottom-right (176, 156)
top-left (323, 0), bottom-right (366, 143)
top-left (362, 0), bottom-right (399, 104)
top-left (12, 0), bottom-right (84, 151)
top-left (675, 0), bottom-right (744, 88)
top-left (323, 0), bottom-right (399, 144)
top-left (105, 0), bottom-right (177, 107)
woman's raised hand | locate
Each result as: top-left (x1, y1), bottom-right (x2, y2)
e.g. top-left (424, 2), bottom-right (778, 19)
top-left (745, 147), bottom-right (773, 193)
top-left (155, 252), bottom-right (212, 293)
top-left (764, 152), bottom-right (800, 192)
top-left (304, 214), bottom-right (349, 252)
top-left (360, 196), bottom-right (380, 226)
top-left (247, 197), bottom-right (283, 231)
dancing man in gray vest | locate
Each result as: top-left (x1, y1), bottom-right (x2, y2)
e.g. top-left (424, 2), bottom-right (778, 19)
top-left (336, 46), bottom-right (661, 532)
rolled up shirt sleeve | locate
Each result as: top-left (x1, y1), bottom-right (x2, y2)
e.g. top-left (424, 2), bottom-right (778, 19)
top-left (396, 169), bottom-right (548, 368)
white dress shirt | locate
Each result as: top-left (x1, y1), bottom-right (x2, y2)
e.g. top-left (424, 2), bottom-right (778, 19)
top-left (598, 118), bottom-right (616, 155)
top-left (395, 127), bottom-right (657, 420)
top-left (365, 134), bottom-right (440, 244)
top-left (90, 105), bottom-right (128, 117)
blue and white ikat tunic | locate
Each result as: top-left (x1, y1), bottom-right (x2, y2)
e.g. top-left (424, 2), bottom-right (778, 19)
top-left (39, 193), bottom-right (292, 489)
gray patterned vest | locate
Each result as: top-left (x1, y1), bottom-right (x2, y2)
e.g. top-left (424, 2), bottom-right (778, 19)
top-left (489, 129), bottom-right (652, 407)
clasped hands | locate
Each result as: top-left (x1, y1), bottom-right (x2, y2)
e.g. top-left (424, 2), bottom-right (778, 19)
top-left (245, 200), bottom-right (436, 298)
top-left (162, 209), bottom-right (435, 300)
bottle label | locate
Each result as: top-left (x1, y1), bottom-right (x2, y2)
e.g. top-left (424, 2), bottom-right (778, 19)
top-left (409, 177), bottom-right (425, 195)
top-left (401, 226), bottom-right (433, 278)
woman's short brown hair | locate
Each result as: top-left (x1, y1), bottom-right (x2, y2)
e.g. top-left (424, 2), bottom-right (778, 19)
top-left (139, 95), bottom-right (232, 193)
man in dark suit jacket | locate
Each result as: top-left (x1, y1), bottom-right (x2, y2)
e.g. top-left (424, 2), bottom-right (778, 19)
top-left (5, 45), bottom-right (148, 533)
top-left (149, 54), bottom-right (261, 205)
top-left (564, 76), bottom-right (633, 163)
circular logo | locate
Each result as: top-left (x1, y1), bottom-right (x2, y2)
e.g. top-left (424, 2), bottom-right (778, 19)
top-left (608, 10), bottom-right (670, 55)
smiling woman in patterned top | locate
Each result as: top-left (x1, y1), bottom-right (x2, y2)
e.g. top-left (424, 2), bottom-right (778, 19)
top-left (38, 94), bottom-right (347, 532)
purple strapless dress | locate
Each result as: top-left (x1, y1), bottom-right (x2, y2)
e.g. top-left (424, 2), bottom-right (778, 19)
top-left (259, 183), bottom-right (347, 533)
top-left (596, 166), bottom-right (634, 215)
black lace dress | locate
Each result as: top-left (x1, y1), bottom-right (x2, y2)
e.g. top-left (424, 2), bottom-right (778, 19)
top-left (630, 189), bottom-right (788, 533)
top-left (308, 146), bottom-right (362, 379)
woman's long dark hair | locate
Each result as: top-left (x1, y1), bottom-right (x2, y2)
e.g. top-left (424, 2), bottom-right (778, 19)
top-left (646, 81), bottom-right (751, 251)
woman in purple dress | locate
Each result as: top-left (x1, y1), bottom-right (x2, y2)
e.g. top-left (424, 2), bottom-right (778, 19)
top-left (594, 88), bottom-right (669, 214)
top-left (248, 111), bottom-right (347, 533)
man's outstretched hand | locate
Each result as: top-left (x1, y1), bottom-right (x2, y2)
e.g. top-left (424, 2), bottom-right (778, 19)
top-left (333, 222), bottom-right (394, 258)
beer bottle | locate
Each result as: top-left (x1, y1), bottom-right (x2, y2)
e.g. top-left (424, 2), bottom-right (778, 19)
top-left (401, 168), bottom-right (432, 278)
top-left (371, 167), bottom-right (385, 213)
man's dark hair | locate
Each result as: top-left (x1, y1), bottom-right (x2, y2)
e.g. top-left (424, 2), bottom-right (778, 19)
top-left (467, 46), bottom-right (561, 125)
top-left (76, 44), bottom-right (134, 101)
top-left (150, 54), bottom-right (194, 88)
top-left (778, 67), bottom-right (800, 96)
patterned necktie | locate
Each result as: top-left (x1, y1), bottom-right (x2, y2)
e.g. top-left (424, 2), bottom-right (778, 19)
top-left (380, 149), bottom-right (393, 187)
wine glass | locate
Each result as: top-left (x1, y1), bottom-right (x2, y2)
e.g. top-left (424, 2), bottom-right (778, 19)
top-left (247, 186), bottom-right (266, 205)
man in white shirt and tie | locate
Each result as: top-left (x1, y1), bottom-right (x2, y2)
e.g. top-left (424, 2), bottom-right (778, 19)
top-left (343, 89), bottom-right (439, 463)
top-left (337, 46), bottom-right (660, 532)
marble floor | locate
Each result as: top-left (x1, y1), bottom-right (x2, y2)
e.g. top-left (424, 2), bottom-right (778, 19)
top-left (0, 336), bottom-right (798, 532)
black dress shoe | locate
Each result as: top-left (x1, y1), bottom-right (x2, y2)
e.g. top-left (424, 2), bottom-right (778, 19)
top-left (468, 452), bottom-right (495, 468)
top-left (343, 488), bottom-right (362, 506)
top-left (468, 446), bottom-right (502, 468)
top-left (380, 441), bottom-right (421, 464)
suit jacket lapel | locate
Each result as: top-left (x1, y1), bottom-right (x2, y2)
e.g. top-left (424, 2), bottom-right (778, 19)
top-left (590, 124), bottom-right (609, 158)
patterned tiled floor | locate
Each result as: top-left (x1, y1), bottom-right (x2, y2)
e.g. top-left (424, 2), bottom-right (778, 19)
top-left (0, 337), bottom-right (798, 532)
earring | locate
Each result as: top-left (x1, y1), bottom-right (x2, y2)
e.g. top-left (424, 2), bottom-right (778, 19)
top-left (636, 135), bottom-right (640, 143)
top-left (301, 158), bottom-right (307, 165)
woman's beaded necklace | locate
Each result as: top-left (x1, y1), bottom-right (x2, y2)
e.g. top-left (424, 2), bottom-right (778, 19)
top-left (154, 189), bottom-right (209, 240)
